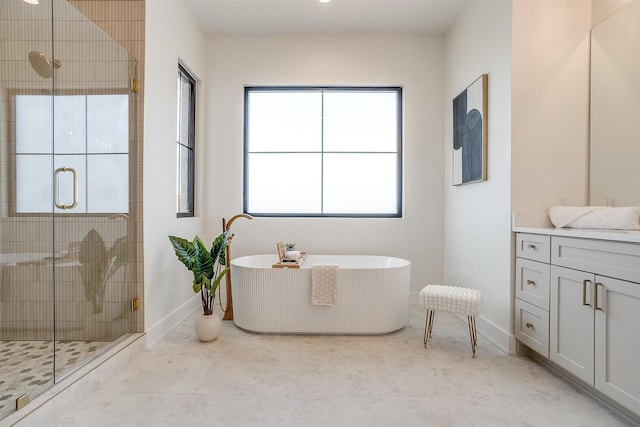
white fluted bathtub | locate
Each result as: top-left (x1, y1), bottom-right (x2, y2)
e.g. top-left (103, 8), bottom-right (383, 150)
top-left (230, 254), bottom-right (411, 334)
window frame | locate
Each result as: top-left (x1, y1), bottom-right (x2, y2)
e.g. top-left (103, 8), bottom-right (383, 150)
top-left (176, 63), bottom-right (196, 218)
top-left (243, 86), bottom-right (403, 218)
top-left (10, 89), bottom-right (130, 217)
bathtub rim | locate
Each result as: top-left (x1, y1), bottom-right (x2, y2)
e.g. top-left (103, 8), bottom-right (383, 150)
top-left (231, 253), bottom-right (411, 269)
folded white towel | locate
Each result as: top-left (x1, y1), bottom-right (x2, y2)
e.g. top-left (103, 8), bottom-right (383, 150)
top-left (548, 206), bottom-right (640, 230)
top-left (311, 264), bottom-right (339, 306)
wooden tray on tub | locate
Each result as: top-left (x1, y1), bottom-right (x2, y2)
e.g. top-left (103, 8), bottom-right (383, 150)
top-left (272, 252), bottom-right (307, 268)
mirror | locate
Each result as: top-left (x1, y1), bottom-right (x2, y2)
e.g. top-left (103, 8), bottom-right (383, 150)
top-left (589, 0), bottom-right (640, 206)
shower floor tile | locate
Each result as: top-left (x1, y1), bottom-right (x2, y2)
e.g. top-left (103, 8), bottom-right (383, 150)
top-left (0, 340), bottom-right (108, 416)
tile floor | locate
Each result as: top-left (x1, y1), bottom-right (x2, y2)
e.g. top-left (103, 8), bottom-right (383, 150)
top-left (9, 306), bottom-right (637, 427)
top-left (0, 340), bottom-right (108, 417)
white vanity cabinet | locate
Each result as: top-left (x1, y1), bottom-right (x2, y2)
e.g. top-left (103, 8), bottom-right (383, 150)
top-left (514, 231), bottom-right (640, 419)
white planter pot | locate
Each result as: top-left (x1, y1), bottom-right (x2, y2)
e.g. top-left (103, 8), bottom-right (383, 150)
top-left (195, 313), bottom-right (221, 342)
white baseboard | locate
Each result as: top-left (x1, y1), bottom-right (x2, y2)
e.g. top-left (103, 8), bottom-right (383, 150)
top-left (144, 296), bottom-right (200, 347)
top-left (473, 314), bottom-right (516, 354)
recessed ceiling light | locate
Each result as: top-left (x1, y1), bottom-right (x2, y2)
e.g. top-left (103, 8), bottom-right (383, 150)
top-left (23, 0), bottom-right (40, 4)
top-left (318, 0), bottom-right (331, 3)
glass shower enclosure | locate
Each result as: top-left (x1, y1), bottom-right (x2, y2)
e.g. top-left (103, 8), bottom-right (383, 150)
top-left (0, 0), bottom-right (138, 419)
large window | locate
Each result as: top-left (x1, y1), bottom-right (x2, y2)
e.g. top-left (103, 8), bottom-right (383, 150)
top-left (15, 93), bottom-right (129, 214)
top-left (177, 64), bottom-right (196, 217)
top-left (244, 87), bottom-right (402, 217)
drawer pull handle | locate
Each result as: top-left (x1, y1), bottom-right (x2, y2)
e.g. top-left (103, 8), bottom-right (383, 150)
top-left (526, 279), bottom-right (535, 286)
top-left (525, 322), bottom-right (534, 329)
top-left (527, 244), bottom-right (536, 250)
top-left (594, 282), bottom-right (604, 312)
top-left (582, 280), bottom-right (592, 307)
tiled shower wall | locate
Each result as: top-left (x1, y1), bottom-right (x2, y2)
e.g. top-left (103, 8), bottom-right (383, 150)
top-left (0, 0), bottom-right (145, 340)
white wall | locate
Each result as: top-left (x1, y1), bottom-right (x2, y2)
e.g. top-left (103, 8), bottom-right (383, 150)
top-left (144, 0), bottom-right (208, 345)
top-left (444, 1), bottom-right (514, 351)
top-left (204, 35), bottom-right (445, 302)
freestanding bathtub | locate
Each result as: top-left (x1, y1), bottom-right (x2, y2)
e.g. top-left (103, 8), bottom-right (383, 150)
top-left (230, 254), bottom-right (411, 334)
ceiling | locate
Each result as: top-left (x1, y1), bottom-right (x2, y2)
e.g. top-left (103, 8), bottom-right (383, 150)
top-left (184, 0), bottom-right (469, 36)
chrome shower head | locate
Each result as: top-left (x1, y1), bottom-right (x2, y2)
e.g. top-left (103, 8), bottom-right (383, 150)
top-left (28, 51), bottom-right (60, 79)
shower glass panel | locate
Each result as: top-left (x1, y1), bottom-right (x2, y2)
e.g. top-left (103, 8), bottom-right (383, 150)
top-left (0, 0), bottom-right (137, 420)
top-left (0, 0), bottom-right (55, 418)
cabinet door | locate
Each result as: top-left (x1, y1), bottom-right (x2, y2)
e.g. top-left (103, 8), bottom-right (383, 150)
top-left (594, 276), bottom-right (640, 415)
top-left (550, 265), bottom-right (594, 384)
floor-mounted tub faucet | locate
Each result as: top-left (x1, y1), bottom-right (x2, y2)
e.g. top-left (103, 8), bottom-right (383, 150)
top-left (221, 213), bottom-right (253, 320)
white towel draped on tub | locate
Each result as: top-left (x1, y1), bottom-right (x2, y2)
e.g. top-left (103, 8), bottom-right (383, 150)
top-left (548, 206), bottom-right (640, 230)
top-left (311, 264), bottom-right (339, 306)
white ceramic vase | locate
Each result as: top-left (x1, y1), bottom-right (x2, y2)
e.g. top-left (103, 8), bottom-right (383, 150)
top-left (195, 313), bottom-right (221, 342)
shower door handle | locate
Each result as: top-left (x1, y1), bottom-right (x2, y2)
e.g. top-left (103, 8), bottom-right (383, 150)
top-left (54, 166), bottom-right (78, 210)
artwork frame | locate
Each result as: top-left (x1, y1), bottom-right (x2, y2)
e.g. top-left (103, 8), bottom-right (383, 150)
top-left (452, 74), bottom-right (488, 186)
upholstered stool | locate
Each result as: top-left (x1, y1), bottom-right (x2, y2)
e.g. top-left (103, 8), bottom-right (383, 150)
top-left (419, 284), bottom-right (482, 358)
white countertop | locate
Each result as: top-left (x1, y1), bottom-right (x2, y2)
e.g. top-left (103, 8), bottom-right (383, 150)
top-left (513, 227), bottom-right (640, 244)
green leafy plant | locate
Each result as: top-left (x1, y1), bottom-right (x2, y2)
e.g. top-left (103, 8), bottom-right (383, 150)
top-left (168, 231), bottom-right (230, 315)
top-left (284, 243), bottom-right (296, 251)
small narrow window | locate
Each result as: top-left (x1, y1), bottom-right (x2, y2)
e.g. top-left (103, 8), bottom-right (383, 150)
top-left (177, 64), bottom-right (196, 217)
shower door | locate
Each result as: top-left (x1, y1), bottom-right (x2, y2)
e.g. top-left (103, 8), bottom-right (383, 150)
top-left (49, 0), bottom-right (137, 376)
top-left (0, 0), bottom-right (138, 420)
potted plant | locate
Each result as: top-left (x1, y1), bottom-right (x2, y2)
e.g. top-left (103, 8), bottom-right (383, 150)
top-left (168, 231), bottom-right (230, 341)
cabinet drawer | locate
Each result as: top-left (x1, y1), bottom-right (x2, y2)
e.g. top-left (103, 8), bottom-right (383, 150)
top-left (515, 258), bottom-right (550, 310)
top-left (515, 299), bottom-right (549, 357)
top-left (552, 237), bottom-right (640, 283)
top-left (516, 233), bottom-right (551, 263)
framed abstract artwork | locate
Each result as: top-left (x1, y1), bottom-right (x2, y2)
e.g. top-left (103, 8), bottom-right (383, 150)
top-left (452, 74), bottom-right (488, 185)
